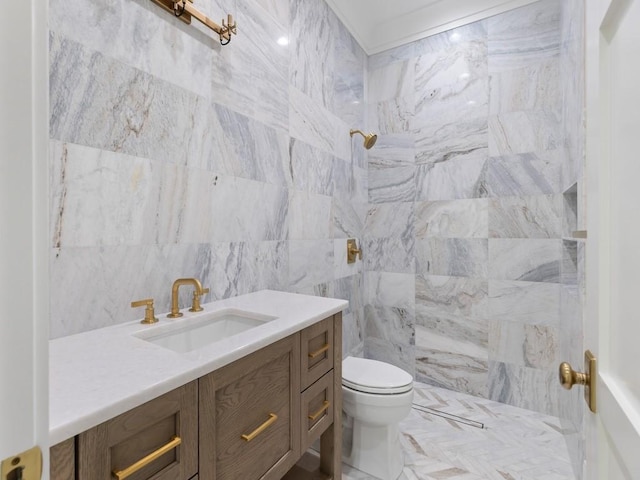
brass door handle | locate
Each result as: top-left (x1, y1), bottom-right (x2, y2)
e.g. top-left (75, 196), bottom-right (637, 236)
top-left (559, 362), bottom-right (589, 389)
top-left (308, 344), bottom-right (330, 359)
top-left (241, 413), bottom-right (278, 442)
top-left (113, 436), bottom-right (181, 480)
top-left (558, 350), bottom-right (597, 413)
top-left (308, 401), bottom-right (330, 421)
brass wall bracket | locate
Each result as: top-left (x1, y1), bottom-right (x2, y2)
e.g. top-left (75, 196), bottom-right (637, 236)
top-left (1, 446), bottom-right (42, 480)
top-left (150, 0), bottom-right (237, 45)
top-left (347, 239), bottom-right (362, 264)
top-left (558, 350), bottom-right (597, 413)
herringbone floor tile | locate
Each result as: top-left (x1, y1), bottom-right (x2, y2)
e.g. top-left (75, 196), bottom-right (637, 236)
top-left (343, 382), bottom-right (575, 480)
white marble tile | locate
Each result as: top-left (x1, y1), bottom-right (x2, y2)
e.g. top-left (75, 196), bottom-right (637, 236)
top-left (489, 110), bottom-right (562, 157)
top-left (368, 165), bottom-right (416, 204)
top-left (288, 138), bottom-right (334, 196)
top-left (370, 97), bottom-right (415, 135)
top-left (368, 59), bottom-right (415, 103)
top-left (289, 86), bottom-right (351, 161)
top-left (489, 280), bottom-right (561, 326)
top-left (364, 237), bottom-right (415, 274)
top-left (364, 304), bottom-right (415, 376)
top-left (288, 190), bottom-right (332, 240)
top-left (483, 151), bottom-right (563, 197)
top-left (416, 199), bottom-right (489, 239)
top-left (288, 239), bottom-right (334, 290)
top-left (416, 239), bottom-right (488, 278)
top-left (416, 275), bottom-right (489, 321)
top-left (365, 202), bottom-right (414, 239)
top-left (488, 239), bottom-right (561, 283)
top-left (415, 158), bottom-right (487, 202)
top-left (368, 42), bottom-right (416, 70)
top-left (367, 134), bottom-right (415, 166)
top-left (331, 197), bottom-right (366, 239)
top-left (489, 194), bottom-right (563, 238)
top-left (366, 272), bottom-right (415, 309)
top-left (489, 320), bottom-right (559, 369)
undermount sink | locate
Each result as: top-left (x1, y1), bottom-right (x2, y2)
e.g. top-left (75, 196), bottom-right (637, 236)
top-left (135, 309), bottom-right (277, 354)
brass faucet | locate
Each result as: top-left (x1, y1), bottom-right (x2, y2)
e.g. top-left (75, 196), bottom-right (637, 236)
top-left (167, 278), bottom-right (209, 318)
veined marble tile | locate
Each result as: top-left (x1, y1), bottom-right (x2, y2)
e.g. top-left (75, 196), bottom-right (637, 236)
top-left (367, 134), bottom-right (416, 166)
top-left (370, 97), bottom-right (415, 135)
top-left (50, 32), bottom-right (210, 165)
top-left (489, 280), bottom-right (561, 325)
top-left (288, 190), bottom-right (332, 240)
top-left (364, 237), bottom-right (415, 274)
top-left (416, 199), bottom-right (489, 239)
top-left (561, 240), bottom-right (578, 285)
top-left (416, 239), bottom-right (488, 278)
top-left (288, 138), bottom-right (334, 196)
top-left (368, 42), bottom-right (417, 71)
top-left (288, 239), bottom-right (334, 290)
top-left (333, 274), bottom-right (363, 317)
top-left (210, 0), bottom-right (289, 132)
top-left (366, 272), bottom-right (415, 309)
top-left (365, 202), bottom-right (414, 240)
top-left (415, 21), bottom-right (489, 55)
top-left (252, 0), bottom-right (289, 26)
top-left (487, 0), bottom-right (561, 72)
top-left (416, 275), bottom-right (489, 321)
top-left (415, 326), bottom-right (488, 398)
top-left (489, 320), bottom-right (559, 369)
top-left (341, 312), bottom-right (363, 361)
top-left (488, 360), bottom-right (561, 417)
top-left (488, 239), bottom-right (561, 283)
top-left (364, 305), bottom-right (415, 376)
top-left (50, 243), bottom-right (215, 338)
top-left (489, 110), bottom-right (562, 156)
top-left (415, 157), bottom-right (488, 202)
top-left (368, 59), bottom-right (415, 103)
top-left (483, 151), bottom-right (563, 197)
top-left (416, 308), bottom-right (488, 352)
top-left (289, 86), bottom-right (351, 161)
top-left (331, 196), bottom-right (366, 239)
top-left (369, 165), bottom-right (416, 204)
top-left (489, 194), bottom-right (563, 238)
top-left (333, 239), bottom-right (362, 280)
top-left (489, 57), bottom-right (561, 116)
top-left (209, 241), bottom-right (289, 300)
top-left (289, 0), bottom-right (334, 111)
top-left (208, 175), bottom-right (289, 242)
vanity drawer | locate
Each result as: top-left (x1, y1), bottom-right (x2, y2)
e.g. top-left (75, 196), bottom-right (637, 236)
top-left (300, 316), bottom-right (334, 390)
top-left (301, 370), bottom-right (334, 451)
top-left (77, 381), bottom-right (198, 480)
top-left (199, 334), bottom-right (301, 480)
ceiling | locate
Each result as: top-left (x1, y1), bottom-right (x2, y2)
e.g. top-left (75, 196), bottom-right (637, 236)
top-left (325, 0), bottom-right (539, 55)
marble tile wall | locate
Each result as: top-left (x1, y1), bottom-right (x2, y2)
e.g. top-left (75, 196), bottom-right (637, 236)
top-left (364, 0), bottom-right (584, 421)
top-left (48, 0), bottom-right (368, 358)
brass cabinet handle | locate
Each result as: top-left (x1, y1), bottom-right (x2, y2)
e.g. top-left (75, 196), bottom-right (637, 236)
top-left (308, 401), bottom-right (330, 421)
top-left (308, 344), bottom-right (330, 359)
top-left (113, 436), bottom-right (181, 480)
top-left (241, 413), bottom-right (278, 442)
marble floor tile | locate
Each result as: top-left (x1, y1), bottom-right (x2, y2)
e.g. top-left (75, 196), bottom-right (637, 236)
top-left (343, 382), bottom-right (575, 480)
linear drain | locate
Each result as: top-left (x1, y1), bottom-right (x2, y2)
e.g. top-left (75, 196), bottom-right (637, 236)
top-left (412, 403), bottom-right (485, 429)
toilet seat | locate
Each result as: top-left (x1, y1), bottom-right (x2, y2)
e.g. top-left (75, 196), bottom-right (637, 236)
top-left (342, 357), bottom-right (413, 395)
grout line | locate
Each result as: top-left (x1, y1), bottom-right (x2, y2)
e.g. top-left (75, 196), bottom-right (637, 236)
top-left (412, 403), bottom-right (486, 429)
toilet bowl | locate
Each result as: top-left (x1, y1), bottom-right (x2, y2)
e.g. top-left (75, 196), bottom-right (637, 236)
top-left (342, 356), bottom-right (414, 480)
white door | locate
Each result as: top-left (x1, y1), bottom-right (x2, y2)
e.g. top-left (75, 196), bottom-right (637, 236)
top-left (585, 0), bottom-right (640, 478)
top-left (0, 0), bottom-right (49, 477)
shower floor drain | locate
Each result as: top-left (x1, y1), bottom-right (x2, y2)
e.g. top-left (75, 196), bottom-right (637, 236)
top-left (411, 403), bottom-right (486, 429)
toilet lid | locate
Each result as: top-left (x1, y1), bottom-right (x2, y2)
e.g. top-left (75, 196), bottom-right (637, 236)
top-left (342, 357), bottom-right (413, 394)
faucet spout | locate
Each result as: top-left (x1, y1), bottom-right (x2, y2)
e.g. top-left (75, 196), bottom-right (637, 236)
top-left (167, 278), bottom-right (204, 318)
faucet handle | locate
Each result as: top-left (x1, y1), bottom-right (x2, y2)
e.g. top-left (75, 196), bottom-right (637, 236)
top-left (131, 298), bottom-right (159, 325)
top-left (189, 287), bottom-right (209, 312)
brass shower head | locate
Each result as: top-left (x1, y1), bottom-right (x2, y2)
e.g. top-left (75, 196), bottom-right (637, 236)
top-left (350, 129), bottom-right (377, 150)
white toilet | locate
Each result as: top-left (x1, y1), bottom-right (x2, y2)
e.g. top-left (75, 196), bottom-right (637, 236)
top-left (342, 356), bottom-right (414, 480)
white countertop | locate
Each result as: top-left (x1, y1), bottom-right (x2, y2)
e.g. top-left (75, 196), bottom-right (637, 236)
top-left (49, 290), bottom-right (347, 445)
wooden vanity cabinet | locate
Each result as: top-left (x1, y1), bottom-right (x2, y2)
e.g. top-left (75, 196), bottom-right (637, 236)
top-left (76, 381), bottom-right (198, 480)
top-left (50, 313), bottom-right (342, 480)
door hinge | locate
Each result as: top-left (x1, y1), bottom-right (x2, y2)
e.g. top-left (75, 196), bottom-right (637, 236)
top-left (1, 446), bottom-right (42, 480)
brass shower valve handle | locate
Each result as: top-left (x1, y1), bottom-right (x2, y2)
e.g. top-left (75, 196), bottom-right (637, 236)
top-left (131, 298), bottom-right (159, 324)
top-left (347, 239), bottom-right (362, 264)
top-left (190, 287), bottom-right (210, 312)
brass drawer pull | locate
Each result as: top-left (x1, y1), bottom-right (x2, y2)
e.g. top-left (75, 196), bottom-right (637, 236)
top-left (308, 400), bottom-right (330, 421)
top-left (241, 413), bottom-right (278, 442)
top-left (308, 344), bottom-right (330, 359)
top-left (113, 436), bottom-right (181, 480)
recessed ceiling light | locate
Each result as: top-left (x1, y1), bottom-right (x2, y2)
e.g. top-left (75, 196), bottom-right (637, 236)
top-left (277, 36), bottom-right (289, 46)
